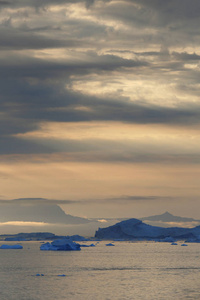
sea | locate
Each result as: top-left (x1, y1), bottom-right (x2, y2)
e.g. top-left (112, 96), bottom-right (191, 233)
top-left (0, 240), bottom-right (200, 300)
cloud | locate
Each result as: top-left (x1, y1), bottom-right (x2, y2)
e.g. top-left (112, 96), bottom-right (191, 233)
top-left (0, 195), bottom-right (171, 203)
top-left (0, 0), bottom-right (200, 205)
top-left (0, 198), bottom-right (79, 205)
top-left (97, 195), bottom-right (172, 203)
top-left (0, 221), bottom-right (49, 226)
top-left (0, 28), bottom-right (83, 50)
top-left (143, 220), bottom-right (200, 229)
top-left (0, 0), bottom-right (96, 9)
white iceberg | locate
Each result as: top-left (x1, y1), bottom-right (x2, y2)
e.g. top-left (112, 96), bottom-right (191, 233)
top-left (0, 244), bottom-right (23, 249)
top-left (40, 239), bottom-right (81, 251)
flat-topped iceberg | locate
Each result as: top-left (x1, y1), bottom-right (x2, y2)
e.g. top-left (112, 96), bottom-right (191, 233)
top-left (0, 244), bottom-right (23, 249)
top-left (40, 239), bottom-right (81, 251)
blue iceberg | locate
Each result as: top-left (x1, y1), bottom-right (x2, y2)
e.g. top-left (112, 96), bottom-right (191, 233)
top-left (0, 244), bottom-right (23, 249)
top-left (95, 218), bottom-right (200, 241)
top-left (40, 239), bottom-right (81, 251)
top-left (80, 243), bottom-right (96, 247)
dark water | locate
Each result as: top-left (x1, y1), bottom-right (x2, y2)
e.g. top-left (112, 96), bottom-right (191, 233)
top-left (0, 241), bottom-right (200, 299)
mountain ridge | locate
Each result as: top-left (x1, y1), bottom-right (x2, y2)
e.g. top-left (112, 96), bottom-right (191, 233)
top-left (140, 211), bottom-right (199, 223)
top-left (0, 199), bottom-right (90, 224)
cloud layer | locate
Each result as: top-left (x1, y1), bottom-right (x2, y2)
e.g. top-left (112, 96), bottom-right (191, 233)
top-left (0, 1), bottom-right (200, 218)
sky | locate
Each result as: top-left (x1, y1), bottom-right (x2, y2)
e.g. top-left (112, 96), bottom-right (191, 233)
top-left (0, 0), bottom-right (200, 220)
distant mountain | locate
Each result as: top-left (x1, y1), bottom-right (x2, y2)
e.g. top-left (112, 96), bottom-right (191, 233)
top-left (0, 199), bottom-right (90, 224)
top-left (95, 218), bottom-right (200, 241)
top-left (140, 211), bottom-right (199, 223)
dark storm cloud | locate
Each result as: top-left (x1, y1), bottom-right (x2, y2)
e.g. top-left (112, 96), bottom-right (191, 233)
top-left (0, 0), bottom-right (91, 8)
top-left (1, 51), bottom-right (200, 141)
top-left (0, 28), bottom-right (83, 50)
top-left (0, 0), bottom-right (103, 11)
top-left (0, 1), bottom-right (10, 5)
top-left (92, 0), bottom-right (200, 48)
top-left (0, 51), bottom-right (148, 141)
top-left (0, 52), bottom-right (146, 79)
top-left (131, 0), bottom-right (200, 21)
top-left (0, 0), bottom-right (200, 160)
top-left (33, 95), bottom-right (200, 126)
top-left (0, 136), bottom-right (54, 154)
top-left (109, 0), bottom-right (200, 27)
top-left (0, 52), bottom-right (147, 142)
top-left (1, 134), bottom-right (200, 165)
top-left (172, 51), bottom-right (200, 61)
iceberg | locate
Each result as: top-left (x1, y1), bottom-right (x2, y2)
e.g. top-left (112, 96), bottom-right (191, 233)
top-left (0, 244), bottom-right (23, 249)
top-left (65, 235), bottom-right (90, 241)
top-left (40, 239), bottom-right (81, 251)
top-left (95, 218), bottom-right (200, 241)
top-left (80, 243), bottom-right (96, 247)
top-left (5, 237), bottom-right (30, 241)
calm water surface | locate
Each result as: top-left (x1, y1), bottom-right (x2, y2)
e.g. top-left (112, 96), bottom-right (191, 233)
top-left (0, 241), bottom-right (200, 299)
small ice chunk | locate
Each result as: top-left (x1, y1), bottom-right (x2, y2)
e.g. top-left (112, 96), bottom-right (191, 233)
top-left (106, 243), bottom-right (115, 246)
top-left (171, 242), bottom-right (178, 245)
top-left (181, 243), bottom-right (188, 246)
top-left (58, 274), bottom-right (66, 277)
top-left (80, 243), bottom-right (96, 247)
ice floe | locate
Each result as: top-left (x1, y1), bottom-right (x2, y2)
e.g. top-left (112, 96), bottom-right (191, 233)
top-left (80, 243), bottom-right (96, 247)
top-left (0, 244), bottom-right (23, 249)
